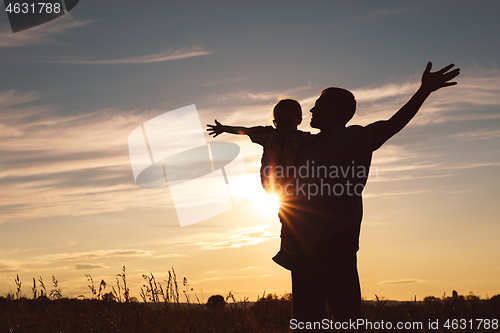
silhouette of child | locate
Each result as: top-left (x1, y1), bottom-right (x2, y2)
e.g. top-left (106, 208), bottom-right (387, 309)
top-left (207, 99), bottom-right (311, 269)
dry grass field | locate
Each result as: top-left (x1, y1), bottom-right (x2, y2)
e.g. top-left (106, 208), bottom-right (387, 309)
top-left (1, 267), bottom-right (499, 332)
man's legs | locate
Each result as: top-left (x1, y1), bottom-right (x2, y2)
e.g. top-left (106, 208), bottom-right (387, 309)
top-left (291, 231), bottom-right (363, 332)
top-left (292, 264), bottom-right (328, 331)
top-left (323, 249), bottom-right (363, 331)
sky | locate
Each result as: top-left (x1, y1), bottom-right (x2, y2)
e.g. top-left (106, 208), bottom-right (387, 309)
top-left (0, 0), bottom-right (499, 302)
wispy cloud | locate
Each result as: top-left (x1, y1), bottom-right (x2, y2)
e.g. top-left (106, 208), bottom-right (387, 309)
top-left (158, 225), bottom-right (278, 251)
top-left (369, 174), bottom-right (453, 183)
top-left (75, 263), bottom-right (106, 270)
top-left (379, 279), bottom-right (425, 285)
top-left (0, 123), bottom-right (24, 138)
top-left (215, 91), bottom-right (285, 103)
top-left (201, 225), bottom-right (278, 250)
top-left (213, 83), bottom-right (313, 105)
top-left (0, 242), bottom-right (76, 255)
top-left (51, 46), bottom-right (213, 65)
top-left (434, 162), bottom-right (500, 170)
top-left (368, 144), bottom-right (446, 180)
top-left (33, 249), bottom-right (153, 262)
top-left (154, 253), bottom-right (186, 258)
top-left (201, 76), bottom-right (250, 87)
top-left (241, 266), bottom-right (257, 271)
top-left (364, 189), bottom-right (428, 199)
top-left (0, 90), bottom-right (40, 107)
top-left (348, 70), bottom-right (500, 126)
top-left (368, 136), bottom-right (500, 183)
top-left (0, 14), bottom-right (91, 48)
top-left (0, 261), bottom-right (18, 273)
top-left (451, 128), bottom-right (500, 141)
top-left (201, 266), bottom-right (258, 277)
top-left (0, 92), bottom-right (183, 222)
top-left (352, 82), bottom-right (417, 103)
top-left (371, 144), bottom-right (423, 166)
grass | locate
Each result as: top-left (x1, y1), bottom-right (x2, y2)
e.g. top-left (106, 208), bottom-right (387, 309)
top-left (1, 267), bottom-right (499, 332)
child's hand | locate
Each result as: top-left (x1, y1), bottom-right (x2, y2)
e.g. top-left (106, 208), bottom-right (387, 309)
top-left (207, 119), bottom-right (225, 137)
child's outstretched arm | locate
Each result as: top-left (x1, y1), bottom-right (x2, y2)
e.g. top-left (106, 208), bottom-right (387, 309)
top-left (207, 119), bottom-right (251, 138)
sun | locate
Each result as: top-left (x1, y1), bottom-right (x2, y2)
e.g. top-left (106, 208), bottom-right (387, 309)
top-left (252, 190), bottom-right (280, 216)
top-left (231, 173), bottom-right (281, 216)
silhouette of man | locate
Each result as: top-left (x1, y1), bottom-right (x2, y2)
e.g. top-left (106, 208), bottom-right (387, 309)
top-left (279, 62), bottom-right (460, 332)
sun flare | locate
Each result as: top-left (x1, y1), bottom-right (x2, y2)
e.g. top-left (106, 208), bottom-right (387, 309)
top-left (252, 190), bottom-right (280, 216)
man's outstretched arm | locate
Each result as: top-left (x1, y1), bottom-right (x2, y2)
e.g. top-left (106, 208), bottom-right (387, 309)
top-left (367, 62), bottom-right (460, 151)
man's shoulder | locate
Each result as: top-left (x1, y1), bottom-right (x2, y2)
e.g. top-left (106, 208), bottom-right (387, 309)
top-left (302, 125), bottom-right (373, 158)
top-left (346, 124), bottom-right (370, 132)
top-left (317, 125), bottom-right (370, 142)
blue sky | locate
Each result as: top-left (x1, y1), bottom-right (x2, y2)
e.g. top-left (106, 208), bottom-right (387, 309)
top-left (0, 0), bottom-right (499, 301)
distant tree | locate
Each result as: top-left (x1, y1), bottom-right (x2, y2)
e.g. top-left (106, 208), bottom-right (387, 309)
top-left (102, 292), bottom-right (116, 302)
top-left (251, 293), bottom-right (293, 329)
top-left (489, 294), bottom-right (500, 313)
top-left (466, 292), bottom-right (480, 302)
top-left (423, 296), bottom-right (441, 303)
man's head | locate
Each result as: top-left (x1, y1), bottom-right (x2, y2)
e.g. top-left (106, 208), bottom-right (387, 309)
top-left (273, 99), bottom-right (302, 134)
top-left (310, 87), bottom-right (356, 130)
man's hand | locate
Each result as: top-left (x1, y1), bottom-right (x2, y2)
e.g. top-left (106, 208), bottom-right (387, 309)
top-left (207, 119), bottom-right (225, 137)
top-left (421, 62), bottom-right (460, 93)
top-left (368, 61), bottom-right (460, 151)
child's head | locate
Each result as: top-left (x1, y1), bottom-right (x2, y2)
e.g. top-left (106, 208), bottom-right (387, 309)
top-left (273, 99), bottom-right (302, 133)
